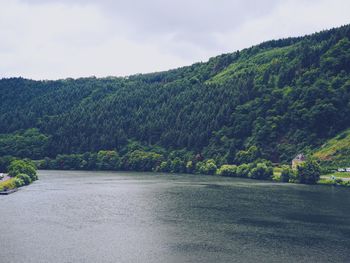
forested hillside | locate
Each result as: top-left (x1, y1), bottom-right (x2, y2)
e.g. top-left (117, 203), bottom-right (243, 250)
top-left (1, 24), bottom-right (350, 166)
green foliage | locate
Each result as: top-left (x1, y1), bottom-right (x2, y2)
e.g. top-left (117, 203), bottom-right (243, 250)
top-left (16, 173), bottom-right (32, 186)
top-left (124, 150), bottom-right (163, 171)
top-left (196, 159), bottom-right (217, 175)
top-left (186, 161), bottom-right (194, 174)
top-left (236, 163), bottom-right (251, 178)
top-left (0, 156), bottom-right (16, 172)
top-left (8, 160), bottom-right (37, 181)
top-left (321, 38), bottom-right (350, 73)
top-left (0, 129), bottom-right (49, 159)
top-left (0, 178), bottom-right (17, 191)
top-left (97, 150), bottom-right (121, 170)
top-left (295, 160), bottom-right (321, 184)
top-left (248, 162), bottom-right (273, 180)
top-left (169, 157), bottom-right (186, 173)
top-left (235, 146), bottom-right (261, 164)
top-left (280, 165), bottom-right (293, 182)
top-left (318, 178), bottom-right (350, 187)
top-left (1, 25), bottom-right (350, 166)
top-left (313, 127), bottom-right (350, 169)
top-left (14, 177), bottom-right (25, 188)
top-left (217, 164), bottom-right (237, 177)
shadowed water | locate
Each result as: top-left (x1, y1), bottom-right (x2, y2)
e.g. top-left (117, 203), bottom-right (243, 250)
top-left (0, 170), bottom-right (349, 262)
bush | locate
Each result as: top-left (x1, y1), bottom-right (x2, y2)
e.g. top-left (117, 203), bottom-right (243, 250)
top-left (0, 178), bottom-right (17, 191)
top-left (235, 146), bottom-right (261, 165)
top-left (217, 165), bottom-right (238, 177)
top-left (8, 160), bottom-right (37, 181)
top-left (280, 165), bottom-right (293, 182)
top-left (14, 178), bottom-right (25, 187)
top-left (296, 160), bottom-right (321, 184)
top-left (170, 157), bottom-right (186, 173)
top-left (186, 161), bottom-right (194, 174)
top-left (236, 163), bottom-right (251, 178)
top-left (249, 163), bottom-right (273, 180)
top-left (124, 150), bottom-right (163, 171)
top-left (196, 159), bottom-right (217, 175)
top-left (16, 173), bottom-right (32, 186)
top-left (158, 161), bottom-right (170, 172)
top-left (96, 150), bottom-right (121, 170)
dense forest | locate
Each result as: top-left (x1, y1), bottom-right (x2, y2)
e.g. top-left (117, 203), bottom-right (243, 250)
top-left (1, 24), bottom-right (350, 171)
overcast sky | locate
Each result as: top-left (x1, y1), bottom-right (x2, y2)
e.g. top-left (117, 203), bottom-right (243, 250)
top-left (1, 0), bottom-right (349, 80)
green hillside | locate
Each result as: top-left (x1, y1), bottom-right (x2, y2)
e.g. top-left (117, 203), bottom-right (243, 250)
top-left (1, 24), bottom-right (350, 167)
top-left (314, 128), bottom-right (350, 168)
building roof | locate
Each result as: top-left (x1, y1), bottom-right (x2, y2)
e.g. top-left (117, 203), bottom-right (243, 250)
top-left (293, 154), bottom-right (306, 161)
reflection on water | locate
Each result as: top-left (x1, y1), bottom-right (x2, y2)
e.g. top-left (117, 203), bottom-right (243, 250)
top-left (0, 170), bottom-right (349, 263)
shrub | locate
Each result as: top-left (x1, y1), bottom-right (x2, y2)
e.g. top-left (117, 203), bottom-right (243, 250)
top-left (170, 157), bottom-right (186, 173)
top-left (16, 173), bottom-right (32, 185)
top-left (0, 178), bottom-right (17, 191)
top-left (296, 160), bottom-right (321, 184)
top-left (159, 161), bottom-right (170, 172)
top-left (96, 150), bottom-right (121, 170)
top-left (235, 146), bottom-right (261, 164)
top-left (197, 159), bottom-right (217, 175)
top-left (8, 160), bottom-right (37, 181)
top-left (249, 163), bottom-right (273, 180)
top-left (14, 178), bottom-right (25, 188)
top-left (217, 165), bottom-right (238, 177)
top-left (124, 150), bottom-right (163, 171)
top-left (236, 163), bottom-right (251, 178)
top-left (186, 161), bottom-right (194, 174)
top-left (280, 165), bottom-right (293, 182)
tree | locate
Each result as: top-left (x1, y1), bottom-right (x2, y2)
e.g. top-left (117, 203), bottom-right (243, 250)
top-left (280, 165), bottom-right (293, 182)
top-left (236, 163), bottom-right (251, 178)
top-left (16, 173), bottom-right (32, 185)
top-left (249, 162), bottom-right (273, 180)
top-left (8, 160), bottom-right (37, 181)
top-left (196, 159), bottom-right (217, 175)
top-left (217, 164), bottom-right (237, 177)
top-left (296, 160), bottom-right (321, 184)
top-left (235, 146), bottom-right (261, 164)
top-left (97, 150), bottom-right (121, 170)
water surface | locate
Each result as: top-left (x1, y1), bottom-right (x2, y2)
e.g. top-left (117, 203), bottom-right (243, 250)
top-left (1, 170), bottom-right (349, 262)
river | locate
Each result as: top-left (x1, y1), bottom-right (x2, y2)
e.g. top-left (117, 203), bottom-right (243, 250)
top-left (0, 170), bottom-right (349, 262)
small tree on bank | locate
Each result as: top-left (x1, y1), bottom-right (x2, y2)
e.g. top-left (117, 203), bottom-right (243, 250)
top-left (280, 165), bottom-right (293, 182)
top-left (8, 160), bottom-right (38, 181)
top-left (295, 160), bottom-right (321, 184)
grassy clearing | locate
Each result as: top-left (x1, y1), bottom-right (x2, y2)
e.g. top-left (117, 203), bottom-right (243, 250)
top-left (207, 46), bottom-right (293, 85)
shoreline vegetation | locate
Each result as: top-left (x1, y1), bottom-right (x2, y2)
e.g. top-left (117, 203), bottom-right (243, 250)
top-left (0, 160), bottom-right (38, 193)
top-left (0, 144), bottom-right (349, 189)
top-left (1, 147), bottom-right (346, 187)
top-left (1, 26), bottom-right (350, 189)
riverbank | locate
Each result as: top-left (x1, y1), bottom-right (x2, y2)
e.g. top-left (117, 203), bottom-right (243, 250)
top-left (31, 166), bottom-right (350, 188)
top-left (0, 177), bottom-right (18, 192)
top-left (0, 160), bottom-right (38, 194)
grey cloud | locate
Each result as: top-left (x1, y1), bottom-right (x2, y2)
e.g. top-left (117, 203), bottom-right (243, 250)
top-left (20, 0), bottom-right (281, 49)
top-left (2, 0), bottom-right (349, 79)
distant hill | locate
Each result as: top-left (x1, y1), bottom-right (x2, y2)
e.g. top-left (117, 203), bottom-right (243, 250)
top-left (1, 24), bottom-right (350, 165)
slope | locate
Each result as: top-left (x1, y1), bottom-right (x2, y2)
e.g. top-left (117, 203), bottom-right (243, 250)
top-left (0, 24), bottom-right (350, 165)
